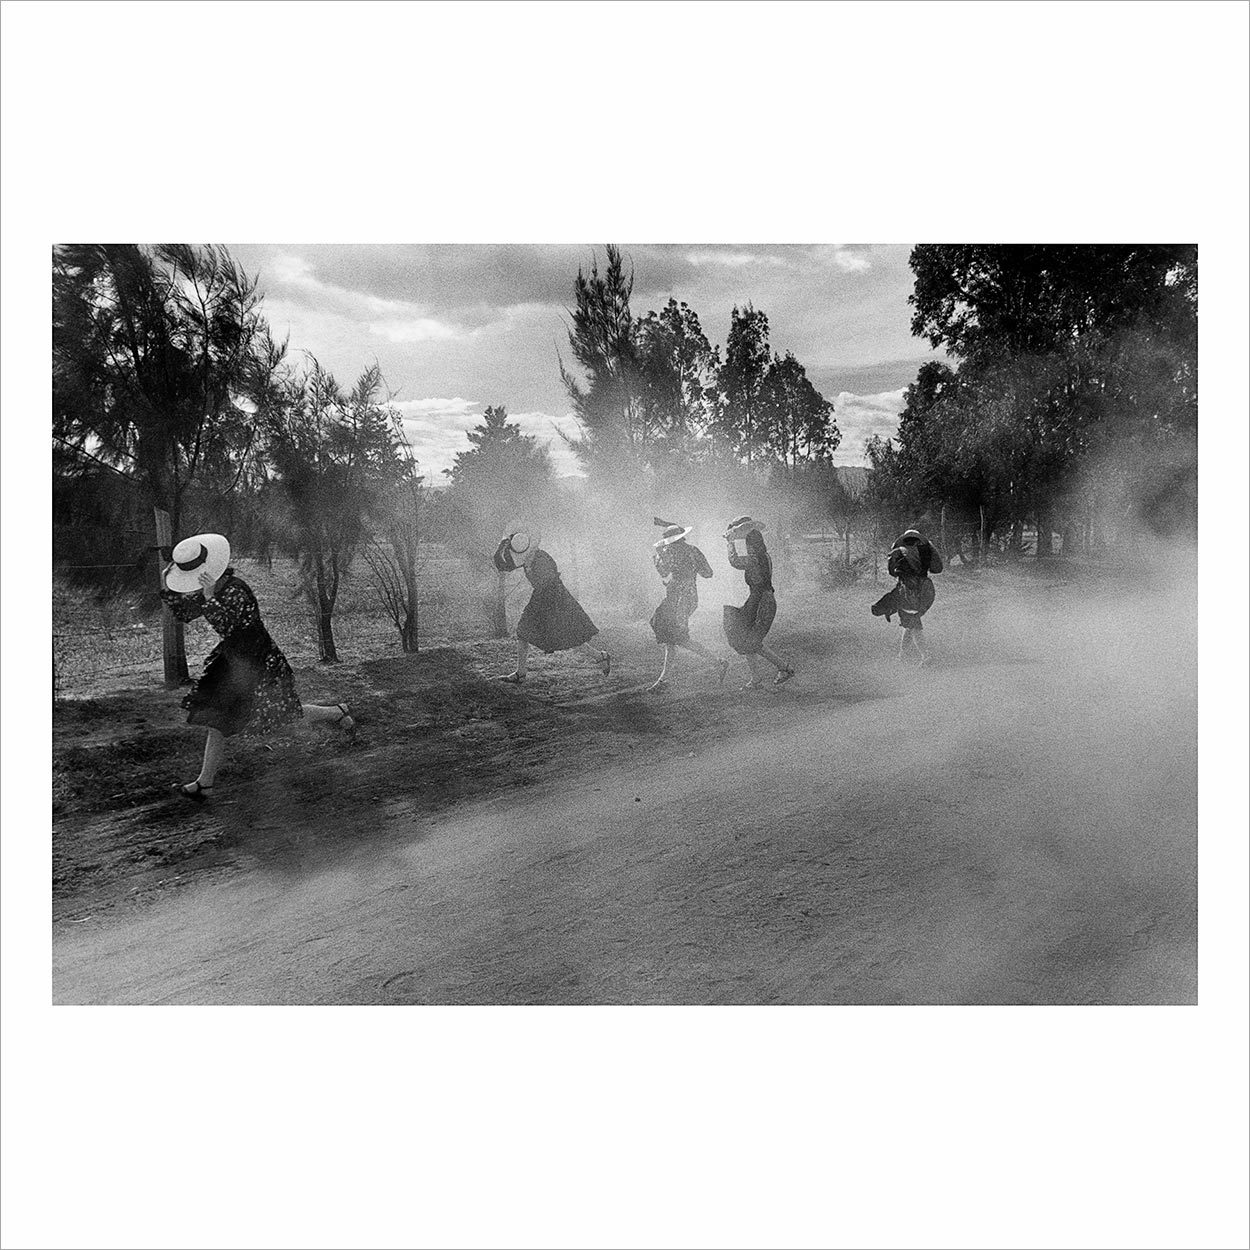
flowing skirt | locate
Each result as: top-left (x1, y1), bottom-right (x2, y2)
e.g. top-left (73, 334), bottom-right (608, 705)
top-left (650, 584), bottom-right (696, 646)
top-left (517, 580), bottom-right (599, 653)
top-left (722, 589), bottom-right (777, 655)
top-left (183, 640), bottom-right (303, 737)
top-left (871, 576), bottom-right (936, 630)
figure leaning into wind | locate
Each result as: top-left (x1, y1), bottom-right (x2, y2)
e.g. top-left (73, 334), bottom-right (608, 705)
top-left (647, 518), bottom-right (730, 694)
top-left (493, 529), bottom-right (611, 683)
top-left (721, 516), bottom-right (795, 689)
top-left (871, 526), bottom-right (944, 663)
top-left (160, 533), bottom-right (355, 800)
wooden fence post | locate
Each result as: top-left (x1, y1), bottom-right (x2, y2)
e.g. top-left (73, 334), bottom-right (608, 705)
top-left (155, 508), bottom-right (189, 688)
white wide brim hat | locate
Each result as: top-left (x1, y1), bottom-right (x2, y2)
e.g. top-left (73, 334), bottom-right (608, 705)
top-left (654, 525), bottom-right (692, 548)
top-left (504, 529), bottom-right (541, 566)
top-left (166, 533), bottom-right (231, 593)
top-left (725, 516), bottom-right (766, 540)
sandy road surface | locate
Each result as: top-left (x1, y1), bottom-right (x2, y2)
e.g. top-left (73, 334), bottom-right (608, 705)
top-left (53, 584), bottom-right (1197, 1004)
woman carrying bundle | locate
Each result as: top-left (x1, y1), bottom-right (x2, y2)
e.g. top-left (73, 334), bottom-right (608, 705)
top-left (647, 519), bottom-right (730, 694)
top-left (493, 530), bottom-right (610, 683)
top-left (870, 527), bottom-right (944, 663)
top-left (160, 533), bottom-right (354, 801)
top-left (721, 516), bottom-right (795, 689)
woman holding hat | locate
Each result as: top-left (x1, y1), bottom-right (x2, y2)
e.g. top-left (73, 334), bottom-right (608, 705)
top-left (160, 533), bottom-right (354, 800)
top-left (871, 527), bottom-right (943, 663)
top-left (493, 530), bottom-right (610, 683)
top-left (647, 519), bottom-right (729, 693)
top-left (722, 516), bottom-right (795, 689)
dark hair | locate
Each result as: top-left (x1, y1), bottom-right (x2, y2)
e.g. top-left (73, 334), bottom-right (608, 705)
top-left (745, 529), bottom-right (767, 556)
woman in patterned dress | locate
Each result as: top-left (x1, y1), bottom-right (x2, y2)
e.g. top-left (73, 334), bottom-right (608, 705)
top-left (647, 520), bottom-right (730, 694)
top-left (492, 530), bottom-right (610, 683)
top-left (160, 533), bottom-right (354, 800)
top-left (721, 516), bottom-right (795, 689)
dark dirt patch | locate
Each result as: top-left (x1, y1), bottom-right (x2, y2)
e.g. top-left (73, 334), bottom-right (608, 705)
top-left (52, 566), bottom-right (1132, 923)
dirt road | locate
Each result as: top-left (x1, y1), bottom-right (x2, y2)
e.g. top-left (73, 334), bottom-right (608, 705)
top-left (53, 568), bottom-right (1197, 1004)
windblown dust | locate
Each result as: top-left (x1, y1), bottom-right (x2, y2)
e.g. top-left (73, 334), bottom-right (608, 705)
top-left (53, 550), bottom-right (1197, 1004)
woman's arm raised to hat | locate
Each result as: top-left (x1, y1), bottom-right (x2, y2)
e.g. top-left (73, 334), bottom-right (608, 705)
top-left (159, 586), bottom-right (208, 621)
top-left (726, 540), bottom-right (748, 570)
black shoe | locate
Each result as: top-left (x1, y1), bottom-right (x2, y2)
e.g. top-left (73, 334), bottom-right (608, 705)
top-left (172, 780), bottom-right (213, 802)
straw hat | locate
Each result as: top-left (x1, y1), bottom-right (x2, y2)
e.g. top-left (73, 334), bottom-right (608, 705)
top-left (654, 524), bottom-right (692, 549)
top-left (725, 515), bottom-right (766, 540)
top-left (503, 529), bottom-right (540, 566)
top-left (166, 533), bottom-right (231, 594)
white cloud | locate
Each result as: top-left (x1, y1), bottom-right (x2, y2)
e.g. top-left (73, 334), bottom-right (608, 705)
top-left (368, 318), bottom-right (461, 343)
top-left (831, 387), bottom-right (907, 464)
top-left (813, 245), bottom-right (873, 273)
top-left (686, 250), bottom-right (791, 269)
top-left (392, 396), bottom-right (478, 417)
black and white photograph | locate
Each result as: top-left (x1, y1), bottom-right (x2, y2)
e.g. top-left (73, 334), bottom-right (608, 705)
top-left (4, 3), bottom-right (1248, 1249)
top-left (47, 240), bottom-right (1202, 1008)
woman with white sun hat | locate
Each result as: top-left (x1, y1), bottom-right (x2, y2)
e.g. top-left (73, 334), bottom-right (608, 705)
top-left (647, 518), bottom-right (729, 693)
top-left (160, 533), bottom-right (354, 800)
top-left (492, 528), bottom-right (610, 683)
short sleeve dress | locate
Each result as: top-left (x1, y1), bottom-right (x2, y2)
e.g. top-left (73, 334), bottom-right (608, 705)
top-left (722, 545), bottom-right (778, 655)
top-left (649, 542), bottom-right (714, 646)
top-left (502, 547), bottom-right (600, 654)
top-left (160, 570), bottom-right (303, 736)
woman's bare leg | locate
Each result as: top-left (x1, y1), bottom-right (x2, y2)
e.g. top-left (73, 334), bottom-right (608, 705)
top-left (301, 702), bottom-right (345, 723)
top-left (190, 728), bottom-right (227, 790)
top-left (650, 644), bottom-right (676, 691)
top-left (759, 642), bottom-right (790, 672)
top-left (498, 639), bottom-right (530, 682)
top-left (685, 638), bottom-right (731, 683)
top-left (912, 627), bottom-right (928, 663)
top-left (744, 655), bottom-right (766, 688)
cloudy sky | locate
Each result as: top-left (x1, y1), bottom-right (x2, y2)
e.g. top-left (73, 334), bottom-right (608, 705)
top-left (227, 243), bottom-right (942, 479)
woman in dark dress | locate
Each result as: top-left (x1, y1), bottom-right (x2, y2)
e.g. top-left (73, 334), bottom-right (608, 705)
top-left (647, 521), bottom-right (730, 693)
top-left (160, 533), bottom-right (353, 800)
top-left (721, 516), bottom-right (795, 689)
top-left (870, 527), bottom-right (944, 663)
top-left (493, 530), bottom-right (610, 683)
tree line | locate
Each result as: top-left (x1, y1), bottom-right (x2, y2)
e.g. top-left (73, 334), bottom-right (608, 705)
top-left (53, 243), bottom-right (1196, 682)
top-left (866, 245), bottom-right (1198, 558)
top-left (559, 244), bottom-right (841, 482)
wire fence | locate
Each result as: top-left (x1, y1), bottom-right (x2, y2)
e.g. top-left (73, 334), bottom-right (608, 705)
top-left (52, 531), bottom-right (895, 699)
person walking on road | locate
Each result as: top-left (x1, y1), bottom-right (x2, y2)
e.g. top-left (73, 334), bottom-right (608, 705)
top-left (647, 519), bottom-right (730, 694)
top-left (493, 530), bottom-right (611, 683)
top-left (160, 533), bottom-right (354, 801)
top-left (871, 527), bottom-right (944, 663)
top-left (721, 516), bottom-right (795, 690)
